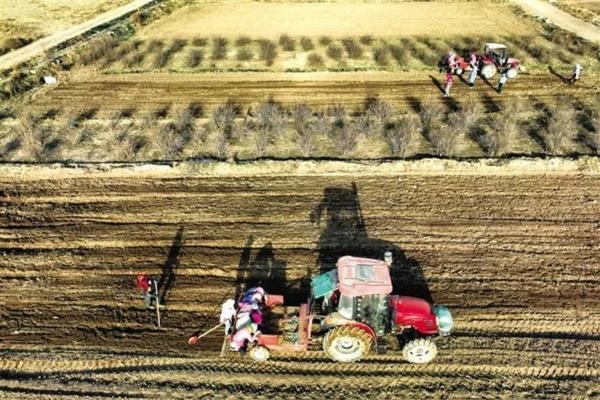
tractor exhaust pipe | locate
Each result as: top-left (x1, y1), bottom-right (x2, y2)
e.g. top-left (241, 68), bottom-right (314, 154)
top-left (384, 251), bottom-right (393, 267)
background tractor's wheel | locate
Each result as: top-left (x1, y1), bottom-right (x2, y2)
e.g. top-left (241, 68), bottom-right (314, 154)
top-left (249, 345), bottom-right (270, 362)
top-left (506, 67), bottom-right (519, 79)
top-left (402, 338), bottom-right (438, 364)
top-left (455, 67), bottom-right (464, 75)
top-left (480, 64), bottom-right (497, 79)
top-left (323, 326), bottom-right (372, 363)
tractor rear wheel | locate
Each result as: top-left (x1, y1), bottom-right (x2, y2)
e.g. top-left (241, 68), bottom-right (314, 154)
top-left (323, 326), bottom-right (372, 363)
top-left (480, 64), bottom-right (497, 79)
top-left (249, 345), bottom-right (270, 362)
top-left (402, 338), bottom-right (438, 364)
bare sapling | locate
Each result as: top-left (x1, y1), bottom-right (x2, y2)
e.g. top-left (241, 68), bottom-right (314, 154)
top-left (543, 102), bottom-right (579, 155)
top-left (292, 104), bottom-right (317, 156)
top-left (384, 114), bottom-right (421, 157)
top-left (484, 111), bottom-right (520, 156)
top-left (254, 102), bottom-right (287, 157)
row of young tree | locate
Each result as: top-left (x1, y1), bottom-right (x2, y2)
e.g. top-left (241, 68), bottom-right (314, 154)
top-left (76, 30), bottom-right (597, 72)
top-left (3, 97), bottom-right (599, 161)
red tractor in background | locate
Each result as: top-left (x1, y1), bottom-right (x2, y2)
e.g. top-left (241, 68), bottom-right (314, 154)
top-left (203, 254), bottom-right (454, 364)
top-left (479, 43), bottom-right (521, 79)
top-left (443, 43), bottom-right (521, 79)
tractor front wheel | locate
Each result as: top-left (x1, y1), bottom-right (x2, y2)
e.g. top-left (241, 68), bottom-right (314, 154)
top-left (506, 67), bottom-right (519, 79)
top-left (249, 345), bottom-right (270, 362)
top-left (402, 338), bottom-right (438, 364)
top-left (323, 326), bottom-right (372, 363)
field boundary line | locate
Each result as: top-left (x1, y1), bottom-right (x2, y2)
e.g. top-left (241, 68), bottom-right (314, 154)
top-left (1, 158), bottom-right (600, 180)
top-left (0, 0), bottom-right (157, 71)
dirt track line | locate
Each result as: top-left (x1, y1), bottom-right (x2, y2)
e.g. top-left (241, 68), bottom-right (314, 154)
top-left (511, 0), bottom-right (600, 44)
top-left (0, 0), bottom-right (156, 71)
top-left (2, 357), bottom-right (598, 380)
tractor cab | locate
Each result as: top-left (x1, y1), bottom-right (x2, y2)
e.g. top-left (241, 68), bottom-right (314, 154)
top-left (483, 43), bottom-right (508, 65)
top-left (311, 256), bottom-right (392, 335)
top-left (480, 43), bottom-right (520, 79)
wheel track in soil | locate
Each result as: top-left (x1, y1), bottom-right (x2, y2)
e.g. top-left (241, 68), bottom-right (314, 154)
top-left (1, 364), bottom-right (597, 400)
top-left (1, 355), bottom-right (597, 380)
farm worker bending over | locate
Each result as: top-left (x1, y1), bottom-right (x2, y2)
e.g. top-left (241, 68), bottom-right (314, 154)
top-left (238, 287), bottom-right (267, 311)
top-left (136, 273), bottom-right (149, 294)
top-left (569, 63), bottom-right (583, 84)
top-left (235, 287), bottom-right (267, 330)
top-left (219, 299), bottom-right (236, 334)
top-left (497, 71), bottom-right (508, 93)
top-left (135, 273), bottom-right (157, 309)
top-left (230, 323), bottom-right (261, 351)
top-left (443, 72), bottom-right (453, 98)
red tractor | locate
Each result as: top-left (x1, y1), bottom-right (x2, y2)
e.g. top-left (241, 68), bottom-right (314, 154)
top-left (479, 43), bottom-right (521, 79)
top-left (442, 43), bottom-right (521, 79)
top-left (226, 254), bottom-right (454, 364)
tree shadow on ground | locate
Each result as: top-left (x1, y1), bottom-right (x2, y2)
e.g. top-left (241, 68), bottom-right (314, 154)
top-left (158, 226), bottom-right (184, 306)
top-left (405, 96), bottom-right (422, 114)
top-left (525, 99), bottom-right (551, 152)
top-left (481, 93), bottom-right (501, 113)
top-left (311, 183), bottom-right (432, 303)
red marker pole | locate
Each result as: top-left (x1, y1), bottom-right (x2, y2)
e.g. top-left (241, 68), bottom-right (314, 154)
top-left (187, 323), bottom-right (224, 345)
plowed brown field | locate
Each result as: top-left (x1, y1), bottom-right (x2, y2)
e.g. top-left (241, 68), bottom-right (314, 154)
top-left (33, 71), bottom-right (600, 112)
top-left (1, 160), bottom-right (599, 399)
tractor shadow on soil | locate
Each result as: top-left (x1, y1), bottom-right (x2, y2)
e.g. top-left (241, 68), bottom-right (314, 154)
top-left (158, 226), bottom-right (184, 306)
top-left (311, 183), bottom-right (433, 303)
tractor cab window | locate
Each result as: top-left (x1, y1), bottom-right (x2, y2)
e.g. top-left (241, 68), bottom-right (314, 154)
top-left (337, 294), bottom-right (355, 320)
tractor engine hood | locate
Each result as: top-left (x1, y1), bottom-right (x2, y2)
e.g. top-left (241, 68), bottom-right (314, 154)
top-left (390, 295), bottom-right (439, 336)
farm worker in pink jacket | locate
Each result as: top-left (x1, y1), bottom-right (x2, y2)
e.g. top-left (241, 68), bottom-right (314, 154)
top-left (230, 323), bottom-right (261, 351)
top-left (443, 72), bottom-right (453, 98)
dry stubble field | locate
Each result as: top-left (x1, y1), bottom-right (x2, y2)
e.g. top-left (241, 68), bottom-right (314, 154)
top-left (136, 0), bottom-right (532, 39)
top-left (0, 160), bottom-right (599, 399)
